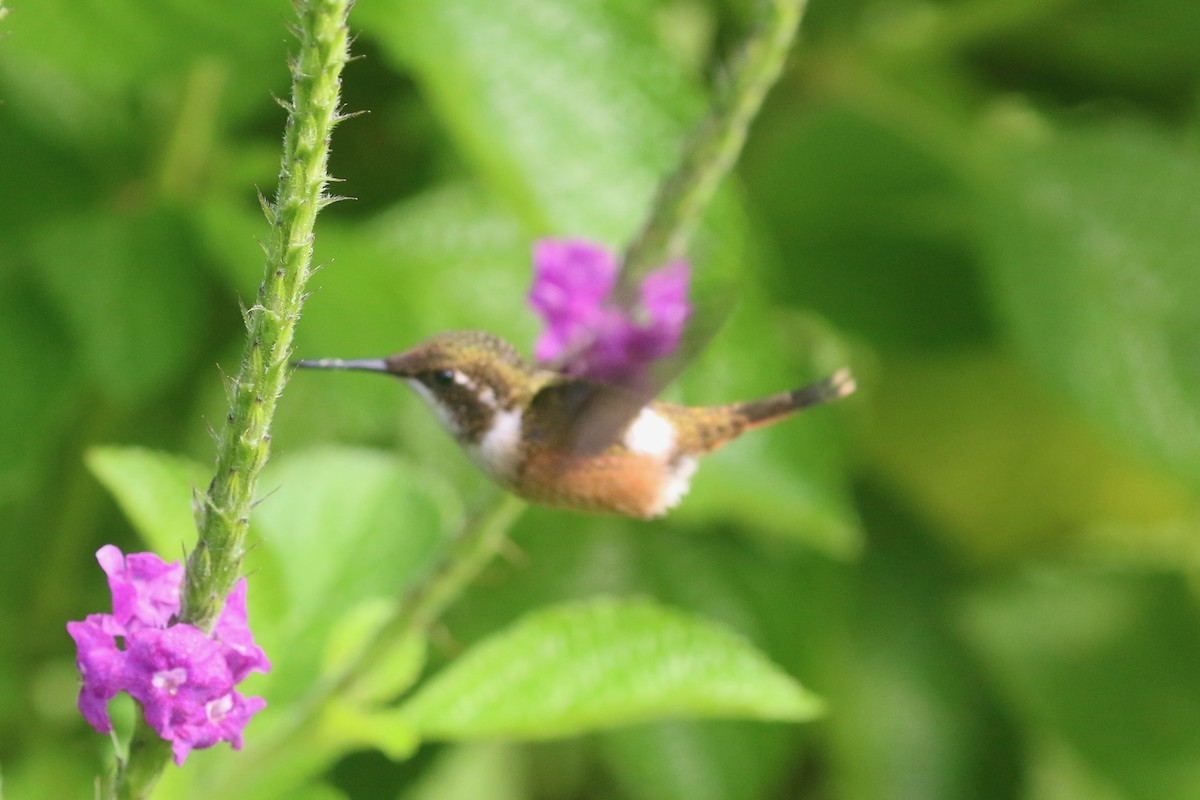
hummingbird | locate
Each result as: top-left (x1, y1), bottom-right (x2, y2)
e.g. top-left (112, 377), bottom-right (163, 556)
top-left (295, 330), bottom-right (855, 519)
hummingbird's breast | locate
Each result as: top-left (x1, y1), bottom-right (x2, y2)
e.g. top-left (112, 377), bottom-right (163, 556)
top-left (511, 406), bottom-right (699, 519)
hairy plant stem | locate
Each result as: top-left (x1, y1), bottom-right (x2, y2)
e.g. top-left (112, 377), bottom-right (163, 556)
top-left (114, 1), bottom-right (351, 797)
top-left (620, 0), bottom-right (807, 289)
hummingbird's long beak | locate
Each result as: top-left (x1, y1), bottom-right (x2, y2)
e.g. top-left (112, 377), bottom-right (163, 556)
top-left (293, 357), bottom-right (391, 373)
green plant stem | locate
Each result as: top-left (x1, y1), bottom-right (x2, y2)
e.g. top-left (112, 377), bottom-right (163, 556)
top-left (183, 0), bottom-right (350, 630)
top-left (115, 0), bottom-right (351, 797)
top-left (336, 495), bottom-right (527, 695)
top-left (620, 0), bottom-right (807, 288)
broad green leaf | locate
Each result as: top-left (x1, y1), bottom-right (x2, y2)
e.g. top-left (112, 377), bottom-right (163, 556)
top-left (84, 446), bottom-right (208, 556)
top-left (441, 512), bottom-right (815, 651)
top-left (300, 183), bottom-right (535, 353)
top-left (400, 597), bottom-right (823, 740)
top-left (437, 503), bottom-right (841, 795)
top-left (961, 569), bottom-right (1200, 799)
top-left (978, 120), bottom-right (1200, 486)
top-left (358, 0), bottom-right (701, 240)
top-left (354, 0), bottom-right (750, 324)
top-left (321, 599), bottom-right (428, 705)
top-left (247, 447), bottom-right (462, 704)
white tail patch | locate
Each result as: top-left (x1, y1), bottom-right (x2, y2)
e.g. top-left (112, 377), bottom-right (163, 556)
top-left (623, 407), bottom-right (697, 517)
top-left (624, 407), bottom-right (676, 458)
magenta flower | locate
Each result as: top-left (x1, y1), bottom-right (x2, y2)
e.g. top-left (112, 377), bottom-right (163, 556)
top-left (97, 544), bottom-right (183, 630)
top-left (528, 238), bottom-right (691, 383)
top-left (66, 546), bottom-right (270, 766)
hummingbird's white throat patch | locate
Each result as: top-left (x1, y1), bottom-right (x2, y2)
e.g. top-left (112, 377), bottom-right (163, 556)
top-left (474, 406), bottom-right (522, 480)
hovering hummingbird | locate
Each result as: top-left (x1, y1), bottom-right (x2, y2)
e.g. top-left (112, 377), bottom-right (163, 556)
top-left (295, 330), bottom-right (855, 519)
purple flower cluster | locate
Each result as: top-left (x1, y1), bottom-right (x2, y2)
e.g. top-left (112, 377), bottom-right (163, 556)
top-left (529, 238), bottom-right (691, 383)
top-left (66, 546), bottom-right (270, 765)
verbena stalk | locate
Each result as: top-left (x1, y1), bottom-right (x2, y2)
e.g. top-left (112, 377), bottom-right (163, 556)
top-left (115, 0), bottom-right (351, 796)
top-left (621, 0), bottom-right (807, 285)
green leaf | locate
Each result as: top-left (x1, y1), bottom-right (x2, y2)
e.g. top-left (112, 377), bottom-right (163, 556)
top-left (978, 119), bottom-right (1200, 486)
top-left (358, 0), bottom-right (701, 240)
top-left (400, 597), bottom-right (823, 740)
top-left (84, 446), bottom-right (208, 556)
top-left (248, 447), bottom-right (462, 704)
top-left (321, 598), bottom-right (427, 705)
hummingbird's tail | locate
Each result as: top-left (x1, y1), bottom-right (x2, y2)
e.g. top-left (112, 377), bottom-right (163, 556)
top-left (735, 368), bottom-right (856, 430)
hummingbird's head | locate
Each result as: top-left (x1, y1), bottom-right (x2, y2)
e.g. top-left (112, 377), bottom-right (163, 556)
top-left (296, 330), bottom-right (539, 447)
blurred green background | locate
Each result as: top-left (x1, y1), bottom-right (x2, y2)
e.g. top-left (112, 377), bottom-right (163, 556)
top-left (4, 0), bottom-right (1200, 797)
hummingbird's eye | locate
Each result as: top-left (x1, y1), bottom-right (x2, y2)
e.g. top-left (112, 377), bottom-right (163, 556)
top-left (430, 369), bottom-right (456, 388)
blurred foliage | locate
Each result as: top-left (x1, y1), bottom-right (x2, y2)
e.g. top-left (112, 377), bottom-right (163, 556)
top-left (3, 0), bottom-right (1200, 798)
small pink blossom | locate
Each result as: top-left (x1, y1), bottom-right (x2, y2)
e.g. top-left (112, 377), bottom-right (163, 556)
top-left (65, 614), bottom-right (126, 732)
top-left (97, 544), bottom-right (183, 631)
top-left (66, 546), bottom-right (270, 765)
top-left (529, 238), bottom-right (691, 383)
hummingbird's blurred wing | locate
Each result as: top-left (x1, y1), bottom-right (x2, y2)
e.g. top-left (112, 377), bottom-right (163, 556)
top-left (534, 276), bottom-right (736, 456)
top-left (525, 379), bottom-right (650, 456)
